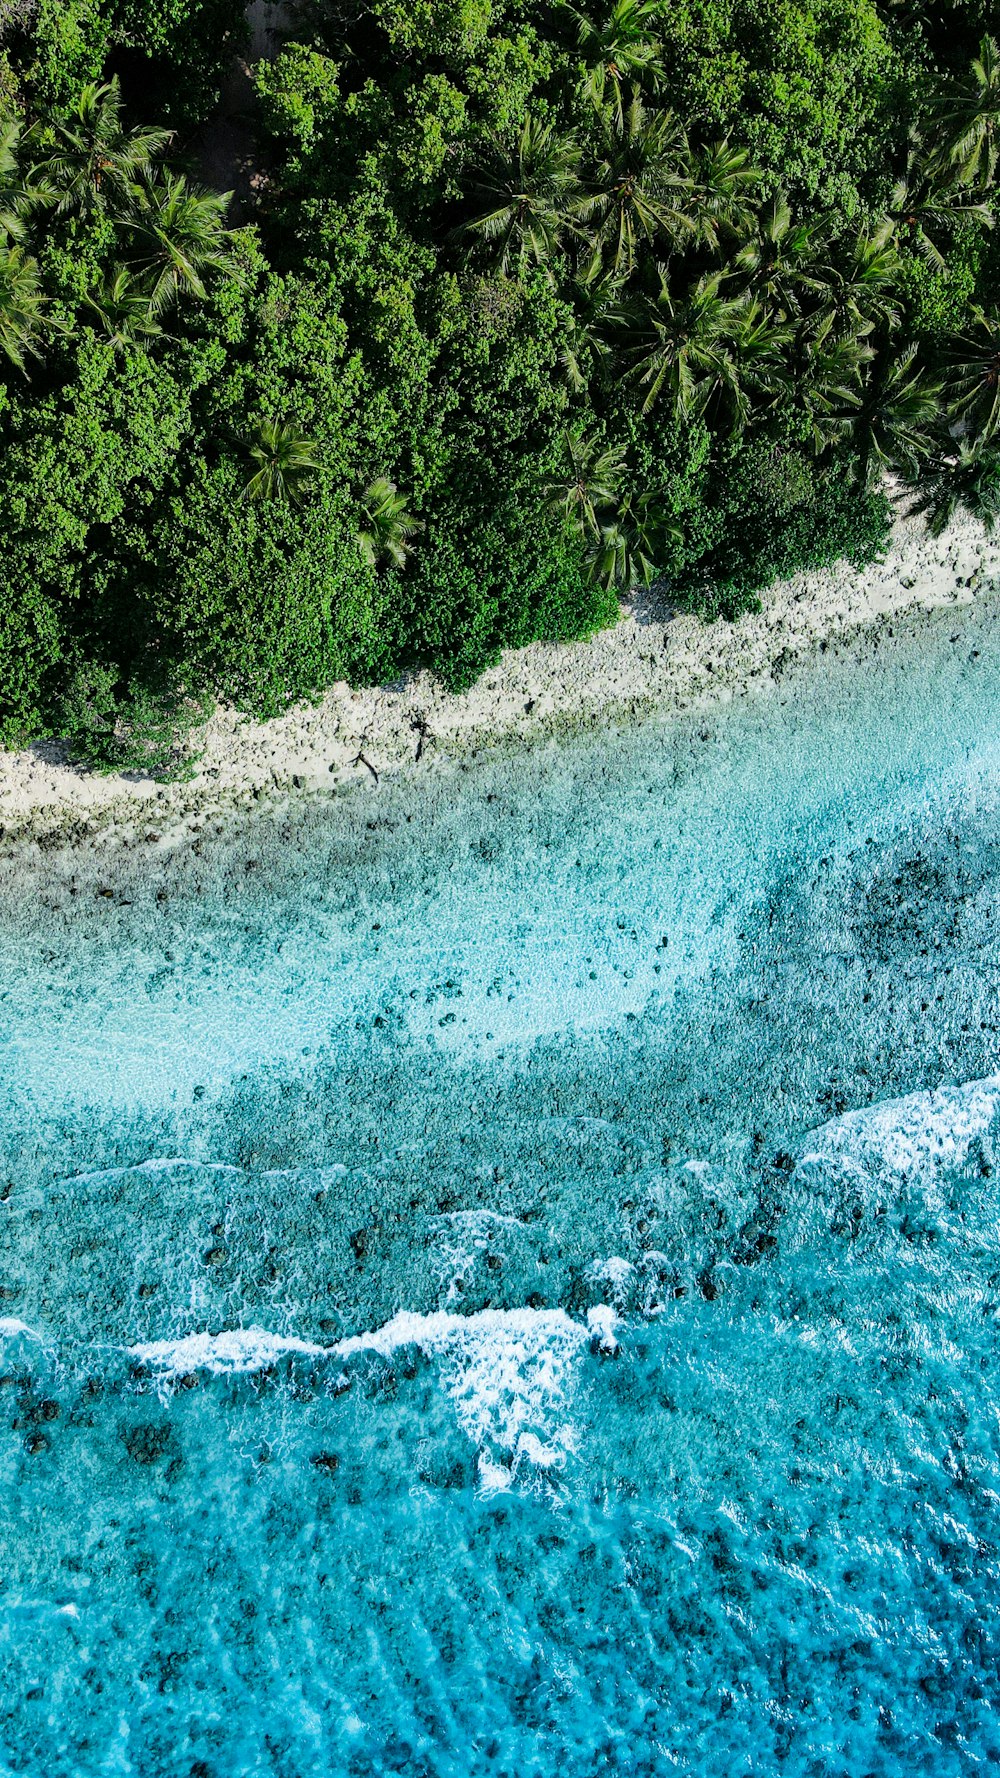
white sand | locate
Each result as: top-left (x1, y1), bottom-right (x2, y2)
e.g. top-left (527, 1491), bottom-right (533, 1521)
top-left (1, 503), bottom-right (995, 830)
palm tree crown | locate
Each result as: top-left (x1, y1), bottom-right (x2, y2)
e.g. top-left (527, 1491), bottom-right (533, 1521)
top-left (850, 344), bottom-right (942, 482)
top-left (783, 311), bottom-right (874, 454)
top-left (356, 478), bottom-right (421, 568)
top-left (906, 433), bottom-right (1000, 535)
top-left (566, 0), bottom-right (665, 123)
top-left (630, 269), bottom-right (751, 421)
top-left (583, 91), bottom-right (694, 276)
top-left (462, 119), bottom-right (586, 276)
top-left (0, 243), bottom-right (46, 372)
top-left (939, 310), bottom-right (1000, 441)
top-left (243, 420), bottom-right (320, 504)
top-left (558, 251), bottom-right (628, 393)
top-left (82, 264), bottom-right (165, 350)
top-left (819, 221), bottom-right (902, 341)
top-left (590, 490), bottom-right (682, 590)
top-left (687, 139), bottom-right (761, 251)
top-left (126, 172), bottom-right (236, 315)
top-left (0, 115), bottom-right (53, 243)
top-left (887, 156), bottom-right (993, 272)
top-left (30, 78), bottom-right (171, 221)
top-left (731, 193), bottom-right (830, 318)
top-left (928, 34), bottom-right (1000, 188)
top-left (542, 421), bottom-right (627, 537)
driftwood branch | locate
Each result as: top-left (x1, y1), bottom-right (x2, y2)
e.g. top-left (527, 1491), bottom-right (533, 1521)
top-left (410, 713), bottom-right (433, 762)
top-left (351, 746), bottom-right (379, 783)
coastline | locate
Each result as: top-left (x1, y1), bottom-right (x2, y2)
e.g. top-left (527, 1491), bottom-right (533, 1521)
top-left (1, 502), bottom-right (996, 840)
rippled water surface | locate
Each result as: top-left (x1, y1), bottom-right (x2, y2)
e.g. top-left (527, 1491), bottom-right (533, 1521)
top-left (3, 600), bottom-right (1000, 1776)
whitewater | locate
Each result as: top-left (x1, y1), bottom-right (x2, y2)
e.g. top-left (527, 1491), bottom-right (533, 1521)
top-left (2, 590), bottom-right (1000, 1775)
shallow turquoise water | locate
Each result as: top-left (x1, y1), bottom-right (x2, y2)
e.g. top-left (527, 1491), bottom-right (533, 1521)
top-left (2, 602), bottom-right (1000, 1775)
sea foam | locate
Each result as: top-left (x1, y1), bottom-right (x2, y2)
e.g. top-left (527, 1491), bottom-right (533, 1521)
top-left (797, 1073), bottom-right (1000, 1191)
top-left (339, 1307), bottom-right (599, 1482)
top-left (130, 1307), bottom-right (615, 1485)
top-left (128, 1326), bottom-right (329, 1376)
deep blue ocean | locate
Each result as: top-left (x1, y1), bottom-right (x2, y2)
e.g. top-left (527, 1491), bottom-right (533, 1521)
top-left (2, 597), bottom-right (1000, 1776)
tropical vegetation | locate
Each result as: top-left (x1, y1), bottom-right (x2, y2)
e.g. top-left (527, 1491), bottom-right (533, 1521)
top-left (0, 0), bottom-right (997, 763)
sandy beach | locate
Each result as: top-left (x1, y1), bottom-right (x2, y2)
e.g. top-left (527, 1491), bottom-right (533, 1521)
top-left (1, 501), bottom-right (996, 836)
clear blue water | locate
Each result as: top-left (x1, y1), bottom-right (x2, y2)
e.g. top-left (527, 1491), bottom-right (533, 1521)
top-left (2, 601), bottom-right (1000, 1776)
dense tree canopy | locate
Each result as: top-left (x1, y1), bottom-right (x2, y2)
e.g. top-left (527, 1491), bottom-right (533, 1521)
top-left (0, 0), bottom-right (997, 763)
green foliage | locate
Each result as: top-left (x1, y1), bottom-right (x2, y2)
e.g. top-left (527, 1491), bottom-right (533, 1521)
top-left (680, 436), bottom-right (892, 617)
top-left (392, 76), bottom-right (469, 197)
top-left (465, 29), bottom-right (552, 138)
top-left (255, 44), bottom-right (341, 160)
top-left (0, 333), bottom-right (194, 741)
top-left (371, 0), bottom-right (493, 61)
top-left (10, 0), bottom-right (244, 117)
top-left (106, 0), bottom-right (247, 121)
top-left (0, 0), bottom-right (995, 756)
top-left (655, 0), bottom-right (897, 210)
top-left (897, 231), bottom-right (982, 341)
top-left (58, 660), bottom-right (211, 777)
top-left (398, 503), bottom-right (611, 691)
top-left (108, 0), bottom-right (246, 66)
top-left (18, 0), bottom-right (110, 110)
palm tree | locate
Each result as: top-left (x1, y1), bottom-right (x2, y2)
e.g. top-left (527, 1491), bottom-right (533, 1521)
top-left (538, 419), bottom-right (682, 588)
top-left (0, 115), bottom-right (22, 240)
top-left (356, 477), bottom-right (420, 568)
top-left (82, 265), bottom-right (164, 349)
top-left (887, 156), bottom-right (993, 273)
top-left (558, 250), bottom-right (627, 392)
top-left (782, 311), bottom-right (873, 453)
top-left (126, 173), bottom-right (236, 314)
top-left (686, 140), bottom-right (761, 251)
top-left (849, 344), bottom-right (942, 481)
top-left (0, 244), bottom-right (46, 372)
top-left (461, 120), bottom-right (586, 276)
top-left (939, 310), bottom-right (1000, 441)
top-left (927, 34), bottom-right (1000, 188)
top-left (566, 0), bottom-right (664, 123)
top-left (30, 79), bottom-right (170, 221)
top-left (730, 192), bottom-right (830, 318)
top-left (905, 433), bottom-right (1000, 535)
top-left (589, 491), bottom-right (682, 590)
top-left (583, 91), bottom-right (695, 277)
top-left (720, 297), bottom-right (793, 429)
top-left (542, 421), bottom-right (627, 538)
top-left (629, 269), bottom-right (750, 421)
top-left (818, 220), bottom-right (902, 340)
top-left (0, 114), bottom-right (53, 242)
top-left (243, 420), bottom-right (320, 504)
